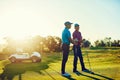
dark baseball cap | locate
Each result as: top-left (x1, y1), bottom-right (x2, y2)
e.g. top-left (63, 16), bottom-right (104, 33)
top-left (74, 23), bottom-right (80, 27)
top-left (64, 21), bottom-right (73, 26)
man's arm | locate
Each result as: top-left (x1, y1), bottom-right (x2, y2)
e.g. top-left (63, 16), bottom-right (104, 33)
top-left (68, 37), bottom-right (74, 44)
top-left (79, 32), bottom-right (82, 44)
top-left (73, 32), bottom-right (79, 45)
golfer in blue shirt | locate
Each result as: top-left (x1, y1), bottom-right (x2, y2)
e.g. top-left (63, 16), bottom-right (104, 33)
top-left (61, 21), bottom-right (73, 77)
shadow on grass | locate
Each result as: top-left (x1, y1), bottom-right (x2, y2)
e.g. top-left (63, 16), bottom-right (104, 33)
top-left (0, 62), bottom-right (49, 80)
top-left (0, 53), bottom-right (61, 80)
top-left (74, 71), bottom-right (100, 80)
top-left (49, 68), bottom-right (76, 80)
top-left (62, 76), bottom-right (76, 80)
top-left (73, 71), bottom-right (114, 80)
top-left (84, 71), bottom-right (114, 80)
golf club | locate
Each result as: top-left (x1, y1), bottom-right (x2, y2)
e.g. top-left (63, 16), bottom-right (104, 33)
top-left (86, 50), bottom-right (94, 74)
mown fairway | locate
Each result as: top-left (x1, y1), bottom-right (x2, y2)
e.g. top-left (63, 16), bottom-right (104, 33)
top-left (0, 48), bottom-right (120, 80)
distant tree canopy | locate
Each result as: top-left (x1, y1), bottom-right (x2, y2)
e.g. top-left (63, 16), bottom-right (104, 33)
top-left (94, 37), bottom-right (120, 47)
top-left (0, 36), bottom-right (120, 54)
top-left (82, 39), bottom-right (91, 48)
top-left (1, 36), bottom-right (62, 54)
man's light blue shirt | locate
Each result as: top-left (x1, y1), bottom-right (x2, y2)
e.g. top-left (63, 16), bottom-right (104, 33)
top-left (62, 27), bottom-right (71, 45)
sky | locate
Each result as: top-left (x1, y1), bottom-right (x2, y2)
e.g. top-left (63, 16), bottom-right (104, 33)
top-left (0, 0), bottom-right (120, 44)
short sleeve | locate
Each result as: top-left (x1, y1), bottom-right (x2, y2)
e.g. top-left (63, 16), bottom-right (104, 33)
top-left (66, 31), bottom-right (71, 38)
top-left (79, 32), bottom-right (82, 40)
top-left (73, 32), bottom-right (77, 39)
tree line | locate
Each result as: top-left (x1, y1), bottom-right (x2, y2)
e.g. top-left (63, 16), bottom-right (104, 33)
top-left (0, 36), bottom-right (120, 55)
top-left (94, 37), bottom-right (120, 47)
top-left (1, 36), bottom-right (62, 54)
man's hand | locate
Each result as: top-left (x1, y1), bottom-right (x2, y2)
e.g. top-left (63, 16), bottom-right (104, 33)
top-left (73, 38), bottom-right (78, 45)
top-left (69, 37), bottom-right (74, 44)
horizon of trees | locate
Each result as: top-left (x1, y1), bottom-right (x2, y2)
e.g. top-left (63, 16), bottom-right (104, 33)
top-left (0, 36), bottom-right (120, 55)
top-left (94, 37), bottom-right (120, 47)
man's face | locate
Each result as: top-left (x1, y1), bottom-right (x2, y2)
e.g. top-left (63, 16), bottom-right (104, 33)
top-left (75, 26), bottom-right (79, 31)
top-left (67, 24), bottom-right (72, 29)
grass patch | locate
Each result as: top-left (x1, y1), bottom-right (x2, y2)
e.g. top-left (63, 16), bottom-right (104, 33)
top-left (0, 49), bottom-right (120, 80)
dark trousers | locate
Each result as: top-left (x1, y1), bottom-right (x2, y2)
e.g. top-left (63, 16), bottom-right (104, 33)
top-left (73, 45), bottom-right (86, 71)
top-left (61, 43), bottom-right (70, 74)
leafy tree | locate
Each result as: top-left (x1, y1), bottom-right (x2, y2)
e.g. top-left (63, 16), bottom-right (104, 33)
top-left (94, 40), bottom-right (100, 47)
top-left (2, 37), bottom-right (16, 54)
top-left (104, 37), bottom-right (111, 47)
top-left (45, 36), bottom-right (62, 52)
top-left (82, 39), bottom-right (91, 48)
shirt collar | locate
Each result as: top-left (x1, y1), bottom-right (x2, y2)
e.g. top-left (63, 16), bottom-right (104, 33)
top-left (65, 27), bottom-right (69, 30)
top-left (75, 30), bottom-right (79, 32)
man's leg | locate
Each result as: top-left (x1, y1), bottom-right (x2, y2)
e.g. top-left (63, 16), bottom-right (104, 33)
top-left (61, 44), bottom-right (69, 74)
top-left (78, 46), bottom-right (86, 70)
top-left (73, 45), bottom-right (78, 72)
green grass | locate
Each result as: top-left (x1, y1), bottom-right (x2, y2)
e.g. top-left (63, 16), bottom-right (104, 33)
top-left (0, 49), bottom-right (120, 80)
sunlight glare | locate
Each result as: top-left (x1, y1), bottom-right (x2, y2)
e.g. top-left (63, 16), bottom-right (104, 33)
top-left (9, 33), bottom-right (29, 41)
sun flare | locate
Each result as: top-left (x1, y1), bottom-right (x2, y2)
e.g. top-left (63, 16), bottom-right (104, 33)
top-left (9, 33), bottom-right (28, 41)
